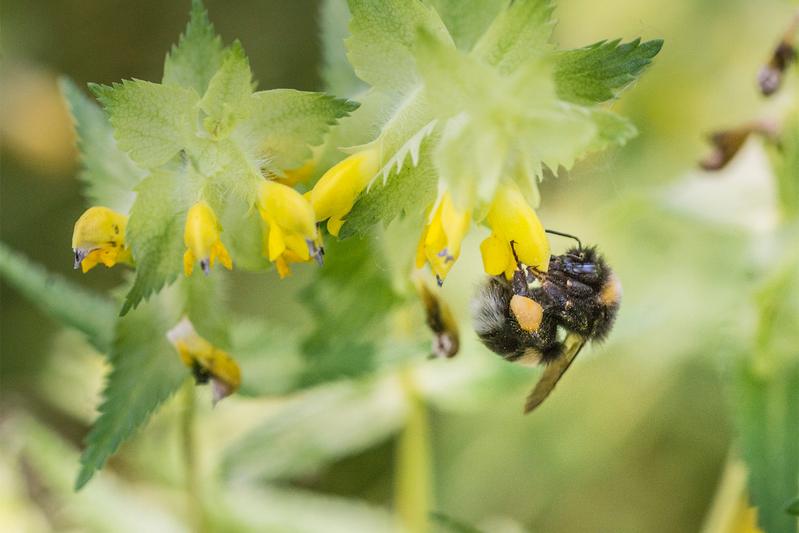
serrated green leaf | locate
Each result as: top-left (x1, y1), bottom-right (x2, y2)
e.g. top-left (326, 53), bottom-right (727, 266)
top-left (426, 0), bottom-right (506, 52)
top-left (299, 237), bottom-right (400, 386)
top-left (346, 0), bottom-right (452, 93)
top-left (554, 38), bottom-right (664, 105)
top-left (59, 78), bottom-right (145, 213)
top-left (340, 139), bottom-right (438, 238)
top-left (471, 0), bottom-right (554, 74)
top-left (122, 168), bottom-right (196, 315)
top-left (163, 0), bottom-right (225, 96)
top-left (91, 80), bottom-right (199, 169)
top-left (0, 241), bottom-right (115, 353)
top-left (75, 295), bottom-right (186, 489)
top-left (220, 378), bottom-right (407, 483)
top-left (234, 89), bottom-right (357, 170)
top-left (199, 41), bottom-right (253, 139)
top-left (320, 0), bottom-right (365, 96)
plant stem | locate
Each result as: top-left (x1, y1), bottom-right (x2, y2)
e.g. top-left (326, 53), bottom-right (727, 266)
top-left (395, 367), bottom-right (432, 533)
top-left (181, 381), bottom-right (206, 532)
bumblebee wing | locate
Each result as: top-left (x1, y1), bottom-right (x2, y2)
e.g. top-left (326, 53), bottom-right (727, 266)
top-left (524, 333), bottom-right (586, 414)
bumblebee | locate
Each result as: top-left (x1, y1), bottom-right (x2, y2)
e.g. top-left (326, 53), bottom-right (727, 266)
top-left (472, 232), bottom-right (621, 413)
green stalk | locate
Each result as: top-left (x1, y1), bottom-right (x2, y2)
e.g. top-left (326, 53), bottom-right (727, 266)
top-left (395, 368), bottom-right (432, 533)
top-left (181, 381), bottom-right (207, 532)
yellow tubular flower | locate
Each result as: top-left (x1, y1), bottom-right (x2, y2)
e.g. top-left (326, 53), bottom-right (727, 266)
top-left (167, 317), bottom-right (241, 404)
top-left (415, 192), bottom-right (471, 285)
top-left (71, 206), bottom-right (132, 273)
top-left (308, 148), bottom-right (380, 236)
top-left (480, 183), bottom-right (550, 279)
top-left (183, 201), bottom-right (232, 276)
top-left (257, 180), bottom-right (322, 278)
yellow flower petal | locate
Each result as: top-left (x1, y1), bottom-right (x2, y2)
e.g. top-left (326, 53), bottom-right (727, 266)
top-left (417, 193), bottom-right (470, 284)
top-left (183, 201), bottom-right (232, 276)
top-left (257, 180), bottom-right (317, 240)
top-left (480, 234), bottom-right (510, 276)
top-left (167, 318), bottom-right (241, 404)
top-left (72, 206), bottom-right (131, 272)
top-left (309, 149), bottom-right (380, 236)
top-left (483, 183), bottom-right (549, 278)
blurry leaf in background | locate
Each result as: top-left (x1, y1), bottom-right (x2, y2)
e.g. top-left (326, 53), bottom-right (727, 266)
top-left (319, 0), bottom-right (364, 97)
top-left (0, 241), bottom-right (115, 353)
top-left (297, 237), bottom-right (401, 387)
top-left (59, 77), bottom-right (145, 213)
top-left (76, 290), bottom-right (187, 489)
top-left (209, 485), bottom-right (396, 533)
top-left (733, 256), bottom-right (799, 533)
top-left (772, 113), bottom-right (799, 220)
top-left (221, 377), bottom-right (407, 484)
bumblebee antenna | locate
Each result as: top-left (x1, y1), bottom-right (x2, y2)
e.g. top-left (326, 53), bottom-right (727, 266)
top-left (545, 229), bottom-right (582, 250)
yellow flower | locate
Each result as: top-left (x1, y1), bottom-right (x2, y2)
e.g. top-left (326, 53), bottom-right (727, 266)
top-left (308, 148), bottom-right (380, 236)
top-left (71, 206), bottom-right (132, 273)
top-left (183, 201), bottom-right (232, 276)
top-left (257, 179), bottom-right (322, 278)
top-left (167, 317), bottom-right (241, 404)
top-left (415, 192), bottom-right (471, 285)
top-left (480, 182), bottom-right (550, 279)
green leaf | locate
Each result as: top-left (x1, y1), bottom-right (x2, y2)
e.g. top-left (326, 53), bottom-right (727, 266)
top-left (230, 320), bottom-right (304, 396)
top-left (346, 0), bottom-right (452, 93)
top-left (787, 496), bottom-right (799, 516)
top-left (471, 0), bottom-right (555, 74)
top-left (75, 295), bottom-right (186, 489)
top-left (0, 241), bottom-right (115, 353)
top-left (91, 80), bottom-right (199, 169)
top-left (320, 0), bottom-right (365, 96)
top-left (199, 41), bottom-right (253, 139)
top-left (299, 237), bottom-right (400, 385)
top-left (121, 168), bottom-right (195, 315)
top-left (425, 0), bottom-right (506, 52)
top-left (163, 0), bottom-right (225, 96)
top-left (221, 378), bottom-right (407, 483)
top-left (735, 361), bottom-right (799, 533)
top-left (340, 138), bottom-right (437, 238)
top-left (234, 89), bottom-right (358, 170)
top-left (734, 260), bottom-right (799, 532)
top-left (59, 78), bottom-right (145, 213)
top-left (554, 38), bottom-right (664, 105)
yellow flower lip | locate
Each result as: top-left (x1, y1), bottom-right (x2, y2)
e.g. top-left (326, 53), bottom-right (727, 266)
top-left (416, 192), bottom-right (470, 286)
top-left (480, 182), bottom-right (550, 279)
top-left (257, 179), bottom-right (323, 276)
top-left (308, 148), bottom-right (380, 236)
top-left (167, 317), bottom-right (241, 405)
top-left (71, 206), bottom-right (132, 273)
top-left (183, 201), bottom-right (232, 276)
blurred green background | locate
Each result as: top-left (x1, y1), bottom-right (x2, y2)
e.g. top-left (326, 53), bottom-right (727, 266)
top-left (1, 0), bottom-right (796, 532)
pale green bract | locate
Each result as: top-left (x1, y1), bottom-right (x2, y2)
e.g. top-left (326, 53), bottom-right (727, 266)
top-left (87, 3), bottom-right (355, 314)
top-left (336, 0), bottom-right (660, 236)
